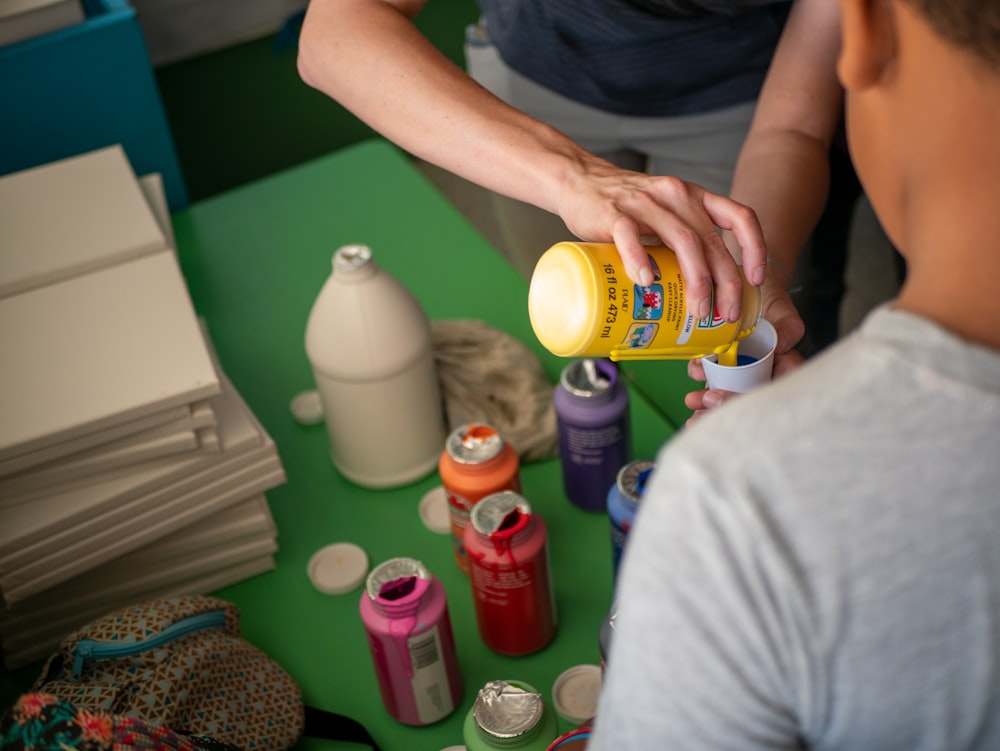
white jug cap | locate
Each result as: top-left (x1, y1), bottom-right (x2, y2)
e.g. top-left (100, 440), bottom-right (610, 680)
top-left (333, 244), bottom-right (372, 270)
top-left (308, 542), bottom-right (369, 595)
top-left (419, 486), bottom-right (451, 534)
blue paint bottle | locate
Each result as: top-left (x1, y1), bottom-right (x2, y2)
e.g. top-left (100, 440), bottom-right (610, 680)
top-left (608, 459), bottom-right (656, 580)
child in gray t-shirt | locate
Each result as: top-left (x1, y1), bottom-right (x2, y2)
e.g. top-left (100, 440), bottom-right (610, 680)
top-left (592, 0), bottom-right (1000, 747)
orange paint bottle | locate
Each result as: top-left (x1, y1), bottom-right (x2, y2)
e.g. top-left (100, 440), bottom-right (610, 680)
top-left (439, 424), bottom-right (521, 574)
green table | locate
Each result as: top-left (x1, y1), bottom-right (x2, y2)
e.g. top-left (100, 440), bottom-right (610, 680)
top-left (619, 359), bottom-right (694, 430)
top-left (1, 140), bottom-right (685, 750)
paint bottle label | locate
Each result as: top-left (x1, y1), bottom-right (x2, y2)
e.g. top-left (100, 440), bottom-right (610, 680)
top-left (406, 626), bottom-right (450, 721)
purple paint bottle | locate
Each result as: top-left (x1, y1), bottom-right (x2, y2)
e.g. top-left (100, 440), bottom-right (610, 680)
top-left (554, 359), bottom-right (632, 512)
top-left (359, 557), bottom-right (463, 725)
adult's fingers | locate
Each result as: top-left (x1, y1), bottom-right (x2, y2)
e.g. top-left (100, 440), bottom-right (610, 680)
top-left (618, 178), bottom-right (738, 320)
top-left (687, 358), bottom-right (707, 383)
top-left (609, 214), bottom-right (656, 287)
top-left (559, 172), bottom-right (765, 322)
top-left (646, 183), bottom-right (751, 323)
top-left (702, 192), bottom-right (767, 286)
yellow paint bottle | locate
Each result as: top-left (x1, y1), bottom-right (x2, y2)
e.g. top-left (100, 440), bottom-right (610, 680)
top-left (528, 242), bottom-right (760, 361)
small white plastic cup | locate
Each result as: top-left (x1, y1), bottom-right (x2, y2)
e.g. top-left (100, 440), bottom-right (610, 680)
top-left (701, 318), bottom-right (777, 393)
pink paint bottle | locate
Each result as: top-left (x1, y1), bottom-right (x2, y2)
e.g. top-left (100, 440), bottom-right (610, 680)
top-left (359, 557), bottom-right (463, 725)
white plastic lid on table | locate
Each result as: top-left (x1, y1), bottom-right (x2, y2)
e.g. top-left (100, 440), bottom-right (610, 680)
top-left (419, 486), bottom-right (451, 534)
top-left (307, 542), bottom-right (369, 595)
top-left (551, 664), bottom-right (602, 725)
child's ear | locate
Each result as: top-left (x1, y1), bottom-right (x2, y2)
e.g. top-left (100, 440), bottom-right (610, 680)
top-left (838, 0), bottom-right (897, 89)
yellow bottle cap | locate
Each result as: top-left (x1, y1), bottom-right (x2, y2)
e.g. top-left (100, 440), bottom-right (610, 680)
top-left (528, 242), bottom-right (601, 357)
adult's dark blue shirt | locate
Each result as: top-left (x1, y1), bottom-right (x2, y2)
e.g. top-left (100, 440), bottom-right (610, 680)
top-left (475, 0), bottom-right (792, 117)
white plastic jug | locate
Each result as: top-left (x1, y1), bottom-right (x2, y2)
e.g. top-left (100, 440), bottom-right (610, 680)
top-left (305, 245), bottom-right (446, 488)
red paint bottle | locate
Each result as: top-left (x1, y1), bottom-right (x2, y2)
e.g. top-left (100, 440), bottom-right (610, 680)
top-left (464, 491), bottom-right (557, 656)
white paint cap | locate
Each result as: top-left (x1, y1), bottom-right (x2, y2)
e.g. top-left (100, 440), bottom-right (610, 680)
top-left (552, 664), bottom-right (602, 725)
top-left (419, 486), bottom-right (451, 534)
top-left (308, 542), bottom-right (369, 595)
top-left (290, 389), bottom-right (324, 425)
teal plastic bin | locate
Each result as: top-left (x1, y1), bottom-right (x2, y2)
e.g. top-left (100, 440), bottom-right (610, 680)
top-left (0, 0), bottom-right (188, 209)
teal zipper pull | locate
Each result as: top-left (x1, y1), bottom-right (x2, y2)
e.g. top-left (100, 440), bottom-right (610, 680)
top-left (70, 609), bottom-right (228, 680)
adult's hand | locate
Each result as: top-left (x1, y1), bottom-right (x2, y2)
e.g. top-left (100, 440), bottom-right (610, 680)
top-left (299, 0), bottom-right (767, 324)
top-left (552, 153), bottom-right (768, 324)
top-left (759, 264), bottom-right (806, 357)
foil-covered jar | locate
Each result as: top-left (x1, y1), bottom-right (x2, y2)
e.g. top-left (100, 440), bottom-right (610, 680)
top-left (463, 680), bottom-right (559, 750)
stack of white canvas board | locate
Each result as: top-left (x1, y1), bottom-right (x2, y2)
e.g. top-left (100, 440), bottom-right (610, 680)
top-left (0, 0), bottom-right (85, 48)
top-left (0, 146), bottom-right (285, 668)
top-left (130, 0), bottom-right (307, 65)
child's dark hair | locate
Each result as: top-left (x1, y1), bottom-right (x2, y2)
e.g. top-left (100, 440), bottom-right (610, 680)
top-left (905, 0), bottom-right (1000, 68)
